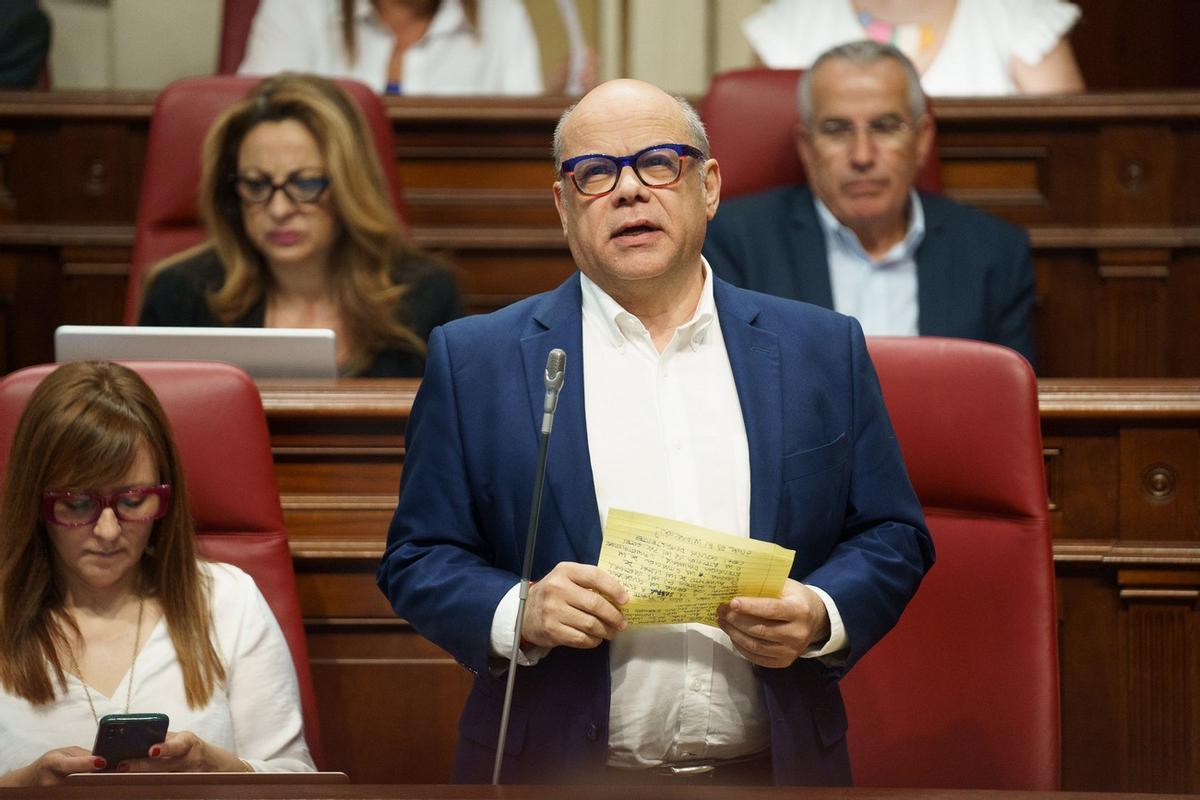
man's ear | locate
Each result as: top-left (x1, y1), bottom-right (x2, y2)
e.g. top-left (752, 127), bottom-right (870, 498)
top-left (914, 112), bottom-right (935, 169)
top-left (794, 120), bottom-right (814, 168)
top-left (703, 158), bottom-right (722, 220)
top-left (552, 179), bottom-right (569, 236)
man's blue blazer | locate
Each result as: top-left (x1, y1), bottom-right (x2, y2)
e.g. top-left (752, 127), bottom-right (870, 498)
top-left (703, 185), bottom-right (1036, 365)
top-left (377, 272), bottom-right (933, 785)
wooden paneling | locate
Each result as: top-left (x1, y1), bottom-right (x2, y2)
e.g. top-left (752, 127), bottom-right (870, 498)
top-left (1042, 433), bottom-right (1118, 540)
top-left (4, 92), bottom-right (1200, 376)
top-left (1072, 0), bottom-right (1200, 91)
top-left (298, 556), bottom-right (473, 784)
top-left (1118, 429), bottom-right (1199, 541)
top-left (1056, 568), bottom-right (1123, 792)
top-left (1041, 382), bottom-right (1200, 791)
top-left (1118, 571), bottom-right (1200, 792)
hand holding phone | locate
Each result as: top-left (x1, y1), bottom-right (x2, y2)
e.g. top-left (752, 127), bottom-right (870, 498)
top-left (91, 713), bottom-right (169, 768)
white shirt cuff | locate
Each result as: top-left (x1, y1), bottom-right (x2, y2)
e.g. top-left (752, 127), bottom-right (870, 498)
top-left (801, 584), bottom-right (847, 658)
top-left (489, 582), bottom-right (550, 668)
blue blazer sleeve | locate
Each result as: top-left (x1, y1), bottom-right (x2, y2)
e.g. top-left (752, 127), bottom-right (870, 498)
top-left (376, 325), bottom-right (518, 675)
top-left (801, 319), bottom-right (933, 668)
top-left (717, 281), bottom-right (932, 672)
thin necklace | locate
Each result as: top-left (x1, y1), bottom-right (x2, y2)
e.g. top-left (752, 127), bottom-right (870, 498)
top-left (67, 594), bottom-right (145, 725)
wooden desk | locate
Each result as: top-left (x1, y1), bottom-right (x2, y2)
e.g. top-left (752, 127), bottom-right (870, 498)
top-left (5, 785), bottom-right (1198, 800)
top-left (2, 92), bottom-right (1200, 376)
top-left (253, 377), bottom-right (1200, 794)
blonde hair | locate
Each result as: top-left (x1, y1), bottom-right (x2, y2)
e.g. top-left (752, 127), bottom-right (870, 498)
top-left (0, 361), bottom-right (224, 707)
top-left (151, 73), bottom-right (426, 375)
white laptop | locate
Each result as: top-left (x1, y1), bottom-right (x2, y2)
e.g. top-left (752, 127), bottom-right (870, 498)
top-left (54, 326), bottom-right (338, 379)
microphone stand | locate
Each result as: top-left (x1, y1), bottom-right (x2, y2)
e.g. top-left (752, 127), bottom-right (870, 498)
top-left (492, 349), bottom-right (565, 785)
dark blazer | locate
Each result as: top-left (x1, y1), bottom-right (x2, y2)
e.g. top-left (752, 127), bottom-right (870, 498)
top-left (703, 185), bottom-right (1036, 365)
top-left (0, 0), bottom-right (50, 88)
top-left (376, 272), bottom-right (933, 785)
top-left (138, 247), bottom-right (462, 377)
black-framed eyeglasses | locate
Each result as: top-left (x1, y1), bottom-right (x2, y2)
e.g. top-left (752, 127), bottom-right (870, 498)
top-left (811, 115), bottom-right (914, 151)
top-left (233, 170), bottom-right (330, 205)
top-left (560, 143), bottom-right (705, 197)
top-left (42, 485), bottom-right (172, 528)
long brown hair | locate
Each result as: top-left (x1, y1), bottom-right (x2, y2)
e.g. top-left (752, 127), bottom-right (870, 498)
top-left (0, 361), bottom-right (224, 708)
top-left (340, 1), bottom-right (480, 63)
top-left (149, 73), bottom-right (426, 375)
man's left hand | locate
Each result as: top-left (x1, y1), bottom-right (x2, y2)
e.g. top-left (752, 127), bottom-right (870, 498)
top-left (716, 579), bottom-right (830, 668)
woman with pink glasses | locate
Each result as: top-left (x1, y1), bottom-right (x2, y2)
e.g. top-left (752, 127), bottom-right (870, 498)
top-left (0, 361), bottom-right (314, 786)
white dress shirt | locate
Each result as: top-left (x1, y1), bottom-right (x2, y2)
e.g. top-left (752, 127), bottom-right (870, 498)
top-left (490, 261), bottom-right (847, 769)
top-left (581, 263), bottom-right (764, 768)
top-left (0, 562), bottom-right (314, 774)
top-left (238, 0), bottom-right (544, 96)
top-left (816, 190), bottom-right (926, 337)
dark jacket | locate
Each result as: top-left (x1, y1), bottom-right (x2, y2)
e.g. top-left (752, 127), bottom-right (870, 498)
top-left (703, 185), bottom-right (1036, 365)
top-left (138, 247), bottom-right (462, 377)
top-left (0, 0), bottom-right (51, 88)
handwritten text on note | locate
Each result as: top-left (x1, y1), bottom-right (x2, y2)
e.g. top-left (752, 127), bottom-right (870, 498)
top-left (597, 508), bottom-right (796, 627)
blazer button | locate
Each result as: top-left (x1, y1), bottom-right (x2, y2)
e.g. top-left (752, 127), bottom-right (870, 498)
top-left (585, 722), bottom-right (599, 741)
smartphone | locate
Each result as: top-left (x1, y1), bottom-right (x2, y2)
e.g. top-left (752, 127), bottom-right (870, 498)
top-left (91, 713), bottom-right (169, 767)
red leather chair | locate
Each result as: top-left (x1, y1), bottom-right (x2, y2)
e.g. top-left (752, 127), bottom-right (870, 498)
top-left (0, 361), bottom-right (325, 770)
top-left (218, 0), bottom-right (261, 74)
top-left (126, 74), bottom-right (405, 323)
top-left (843, 337), bottom-right (1058, 789)
top-left (699, 67), bottom-right (943, 200)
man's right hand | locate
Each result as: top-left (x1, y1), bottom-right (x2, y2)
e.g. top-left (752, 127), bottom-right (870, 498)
top-left (521, 562), bottom-right (628, 649)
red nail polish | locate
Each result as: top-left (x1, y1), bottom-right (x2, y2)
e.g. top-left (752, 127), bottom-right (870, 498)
top-left (117, 763), bottom-right (130, 773)
top-left (149, 746), bottom-right (161, 758)
top-left (93, 758), bottom-right (106, 770)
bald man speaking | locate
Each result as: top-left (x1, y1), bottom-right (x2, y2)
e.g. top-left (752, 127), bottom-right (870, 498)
top-left (378, 79), bottom-right (933, 786)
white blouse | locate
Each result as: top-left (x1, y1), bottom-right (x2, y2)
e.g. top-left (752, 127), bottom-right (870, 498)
top-left (743, 0), bottom-right (1081, 96)
top-left (0, 562), bottom-right (314, 774)
top-left (238, 0), bottom-right (544, 96)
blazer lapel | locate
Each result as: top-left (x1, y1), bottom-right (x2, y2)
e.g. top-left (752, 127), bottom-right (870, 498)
top-left (914, 193), bottom-right (951, 336)
top-left (791, 186), bottom-right (836, 309)
top-left (715, 279), bottom-right (783, 544)
top-left (520, 275), bottom-right (602, 565)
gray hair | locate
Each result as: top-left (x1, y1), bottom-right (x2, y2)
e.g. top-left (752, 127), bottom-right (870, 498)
top-left (552, 94), bottom-right (711, 174)
top-left (798, 40), bottom-right (926, 126)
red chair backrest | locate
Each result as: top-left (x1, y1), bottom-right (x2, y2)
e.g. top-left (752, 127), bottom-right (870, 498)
top-left (218, 0), bottom-right (262, 74)
top-left (126, 74), bottom-right (405, 323)
top-left (843, 337), bottom-right (1058, 789)
top-left (699, 67), bottom-right (943, 200)
top-left (0, 361), bottom-right (325, 769)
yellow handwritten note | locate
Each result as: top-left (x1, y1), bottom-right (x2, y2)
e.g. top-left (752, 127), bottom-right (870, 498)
top-left (598, 508), bottom-right (796, 627)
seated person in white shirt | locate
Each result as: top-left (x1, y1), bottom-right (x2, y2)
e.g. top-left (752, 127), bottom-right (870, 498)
top-left (377, 78), bottom-right (933, 785)
top-left (238, 0), bottom-right (544, 96)
top-left (703, 40), bottom-right (1036, 365)
top-left (0, 361), bottom-right (314, 787)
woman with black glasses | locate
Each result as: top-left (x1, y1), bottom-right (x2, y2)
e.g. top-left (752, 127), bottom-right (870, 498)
top-left (138, 73), bottom-right (460, 377)
top-left (0, 361), bottom-right (315, 786)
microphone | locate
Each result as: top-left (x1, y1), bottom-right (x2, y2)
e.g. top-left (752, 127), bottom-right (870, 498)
top-left (541, 348), bottom-right (566, 434)
top-left (493, 348), bottom-right (567, 785)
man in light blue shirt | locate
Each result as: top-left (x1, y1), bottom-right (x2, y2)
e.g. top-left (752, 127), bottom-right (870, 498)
top-left (704, 40), bottom-right (1035, 365)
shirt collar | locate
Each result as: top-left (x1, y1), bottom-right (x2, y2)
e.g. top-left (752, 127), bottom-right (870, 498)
top-left (579, 259), bottom-right (718, 353)
top-left (814, 188), bottom-right (926, 266)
